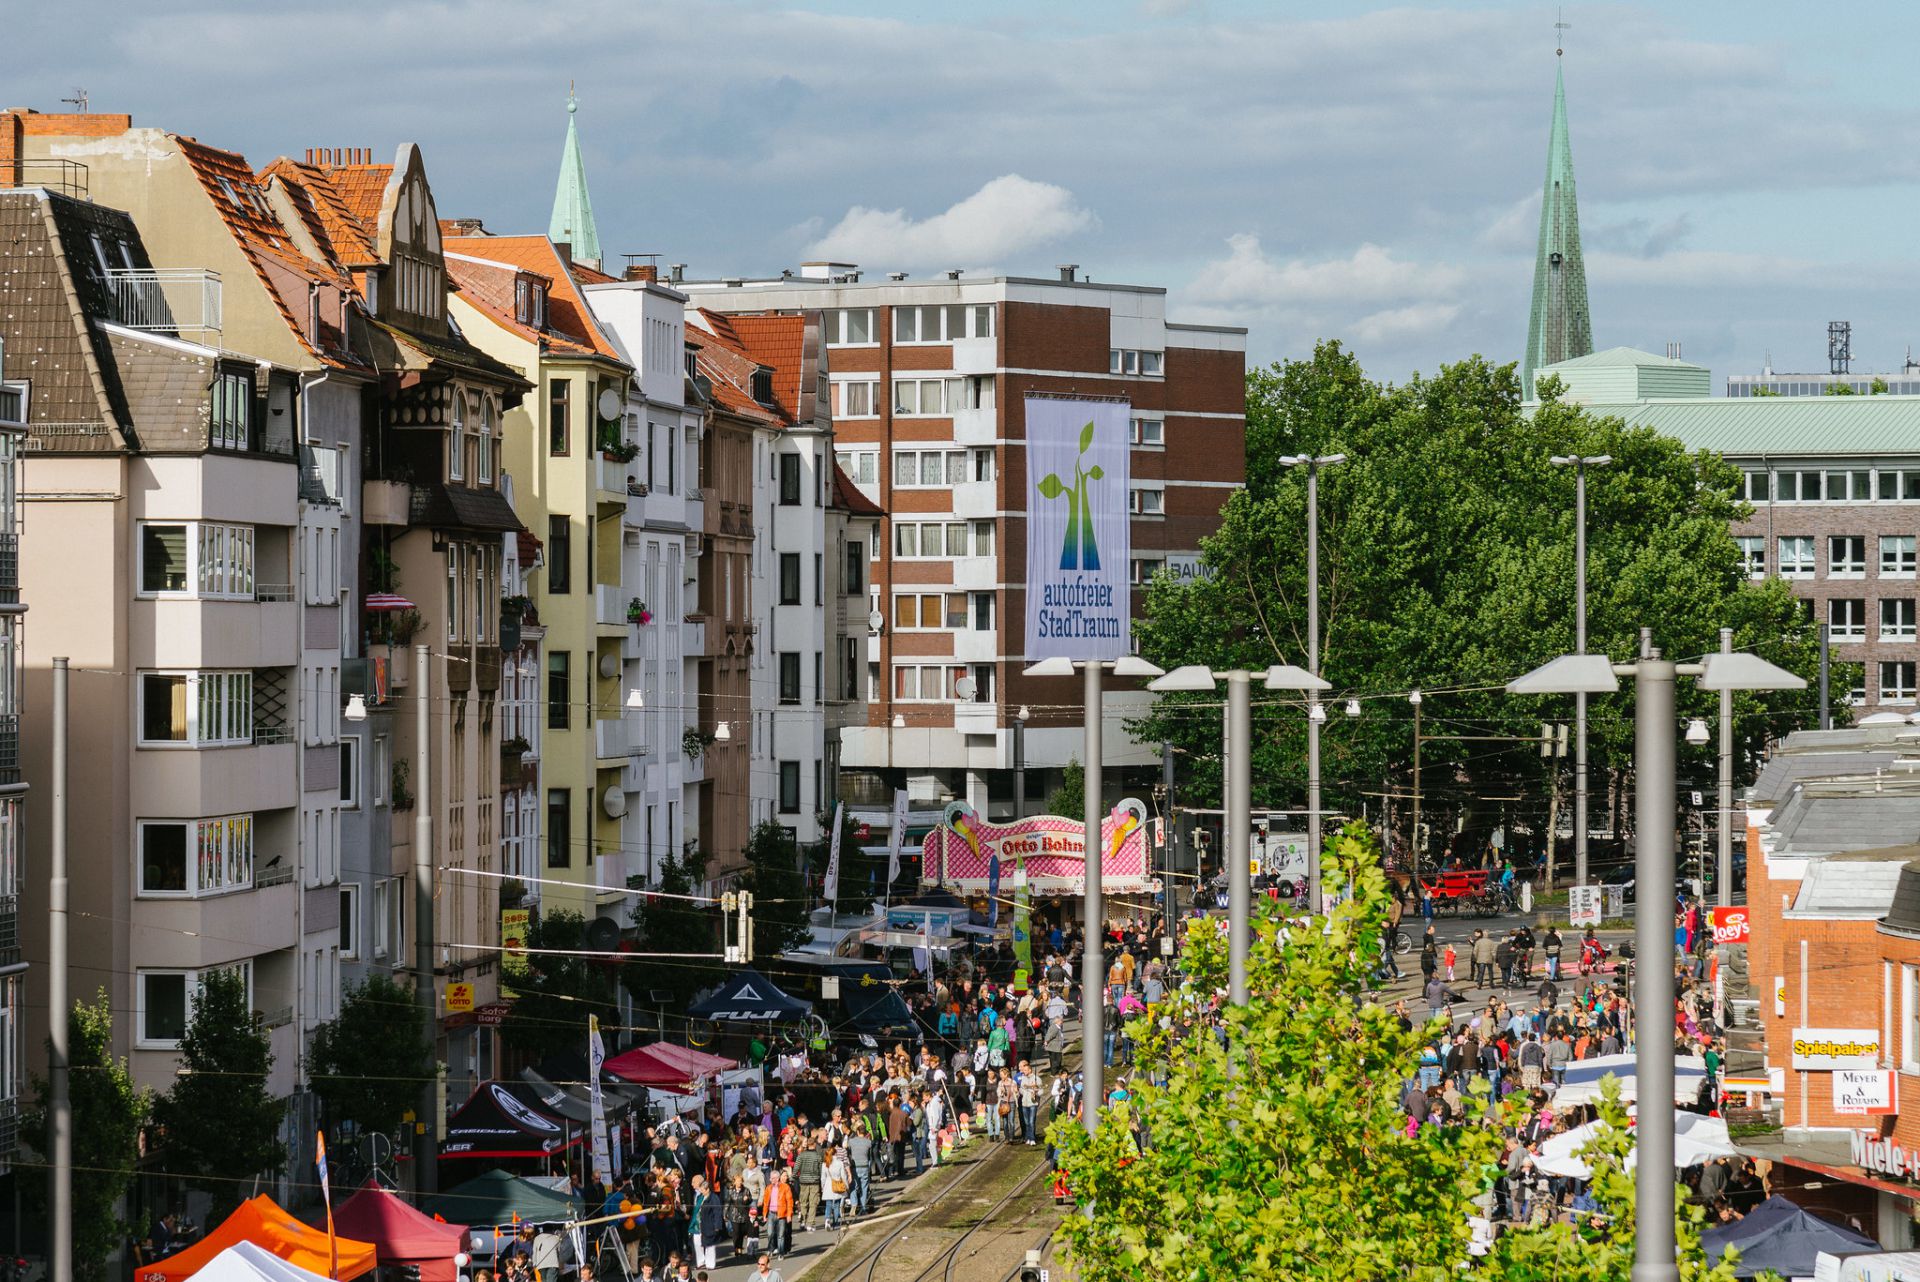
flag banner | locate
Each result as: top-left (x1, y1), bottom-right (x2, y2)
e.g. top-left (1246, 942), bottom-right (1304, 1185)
top-left (1012, 849), bottom-right (1032, 980)
top-left (823, 800), bottom-right (845, 903)
top-left (316, 1130), bottom-right (339, 1279)
top-left (987, 841), bottom-right (1001, 928)
top-left (588, 1016), bottom-right (613, 1187)
top-left (886, 788), bottom-right (909, 886)
top-left (1024, 395), bottom-right (1131, 660)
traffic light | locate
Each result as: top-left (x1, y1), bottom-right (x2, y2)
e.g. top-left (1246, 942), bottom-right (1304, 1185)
top-left (1018, 1249), bottom-right (1046, 1282)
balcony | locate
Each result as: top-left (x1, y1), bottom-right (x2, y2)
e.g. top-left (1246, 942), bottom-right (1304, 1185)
top-left (2, 157), bottom-right (88, 198)
top-left (0, 894), bottom-right (18, 970)
top-left (597, 457), bottom-right (633, 500)
top-left (0, 714), bottom-right (19, 786)
top-left (362, 480), bottom-right (413, 527)
top-left (0, 533), bottom-right (16, 605)
top-left (954, 702), bottom-right (1000, 736)
top-left (101, 268), bottom-right (222, 345)
top-left (594, 584), bottom-right (629, 628)
top-left (594, 718), bottom-right (630, 760)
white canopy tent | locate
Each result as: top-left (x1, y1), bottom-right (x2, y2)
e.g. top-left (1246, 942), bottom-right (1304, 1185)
top-left (186, 1243), bottom-right (335, 1282)
top-left (1551, 1053), bottom-right (1711, 1108)
top-left (1533, 1110), bottom-right (1738, 1180)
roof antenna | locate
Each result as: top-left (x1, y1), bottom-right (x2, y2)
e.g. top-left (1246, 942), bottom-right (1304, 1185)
top-left (60, 88), bottom-right (88, 112)
top-left (1555, 6), bottom-right (1570, 57)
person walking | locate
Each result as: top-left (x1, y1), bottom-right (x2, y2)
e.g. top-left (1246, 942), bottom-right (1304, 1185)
top-left (845, 1125), bottom-right (874, 1216)
top-left (690, 1175), bottom-right (722, 1272)
top-left (1471, 929), bottom-right (1496, 988)
top-left (821, 1145), bottom-right (850, 1230)
top-left (1017, 1061), bottom-right (1042, 1145)
top-left (761, 1170), bottom-right (794, 1259)
top-left (793, 1139), bottom-right (822, 1232)
top-left (1543, 927), bottom-right (1562, 981)
top-left (1044, 1016), bottom-right (1067, 1073)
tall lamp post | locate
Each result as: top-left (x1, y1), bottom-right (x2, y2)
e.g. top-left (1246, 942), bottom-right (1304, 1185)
top-left (1013, 704), bottom-right (1030, 820)
top-left (1023, 653), bottom-right (1164, 1133)
top-left (1508, 639), bottom-right (1802, 1282)
top-left (1147, 663), bottom-right (1330, 1004)
top-left (1549, 453), bottom-right (1611, 889)
top-left (1278, 452), bottom-right (1345, 909)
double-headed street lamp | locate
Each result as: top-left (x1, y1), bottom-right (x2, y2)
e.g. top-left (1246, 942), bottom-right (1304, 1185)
top-left (1508, 634), bottom-right (1801, 1282)
top-left (1549, 452), bottom-right (1611, 888)
top-left (1147, 663), bottom-right (1330, 1005)
top-left (1023, 653), bottom-right (1164, 1132)
top-left (1278, 452), bottom-right (1345, 909)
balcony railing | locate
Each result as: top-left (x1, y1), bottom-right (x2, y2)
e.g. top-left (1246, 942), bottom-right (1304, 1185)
top-left (100, 268), bottom-right (222, 345)
top-left (1, 158), bottom-right (88, 199)
top-left (21, 423), bottom-right (111, 451)
top-left (252, 722), bottom-right (292, 746)
top-left (254, 582), bottom-right (293, 602)
top-left (256, 864), bottom-right (295, 888)
top-left (260, 1006), bottom-right (294, 1030)
top-left (0, 532), bottom-right (17, 605)
top-left (0, 715), bottom-right (19, 786)
top-left (0, 1097), bottom-right (18, 1160)
top-left (0, 894), bottom-right (19, 970)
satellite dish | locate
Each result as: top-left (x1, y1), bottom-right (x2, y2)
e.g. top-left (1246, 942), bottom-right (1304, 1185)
top-left (598, 652), bottom-right (620, 679)
top-left (954, 675), bottom-right (976, 700)
top-left (585, 916), bottom-right (621, 951)
top-left (868, 610), bottom-right (885, 634)
top-left (602, 785), bottom-right (627, 818)
top-left (597, 388), bottom-right (622, 421)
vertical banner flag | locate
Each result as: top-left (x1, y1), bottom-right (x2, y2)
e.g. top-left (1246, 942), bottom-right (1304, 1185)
top-left (987, 840), bottom-right (1001, 929)
top-left (886, 788), bottom-right (909, 886)
top-left (1012, 845), bottom-right (1032, 987)
top-left (1024, 396), bottom-right (1131, 660)
top-left (316, 1131), bottom-right (339, 1279)
top-left (823, 801), bottom-right (845, 904)
top-left (588, 1015), bottom-right (613, 1187)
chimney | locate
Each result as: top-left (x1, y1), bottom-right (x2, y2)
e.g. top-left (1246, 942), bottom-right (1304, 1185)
top-left (888, 272), bottom-right (908, 282)
top-left (1058, 264), bottom-right (1078, 282)
top-left (443, 217), bottom-right (487, 236)
top-left (946, 269), bottom-right (962, 280)
top-left (554, 240), bottom-right (572, 266)
top-left (624, 263), bottom-right (658, 283)
top-left (669, 264), bottom-right (686, 284)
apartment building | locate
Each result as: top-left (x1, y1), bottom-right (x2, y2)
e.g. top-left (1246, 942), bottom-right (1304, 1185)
top-left (685, 265), bottom-right (1247, 816)
top-left (581, 271), bottom-right (706, 891)
top-left (1538, 347), bottom-right (1920, 711)
top-left (443, 232), bottom-right (637, 936)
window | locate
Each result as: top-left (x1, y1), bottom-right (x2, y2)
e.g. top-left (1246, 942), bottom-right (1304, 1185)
top-left (841, 637), bottom-right (860, 700)
top-left (1108, 349), bottom-right (1164, 377)
top-left (1777, 537), bottom-right (1815, 579)
top-left (340, 738), bottom-right (359, 807)
top-left (139, 671), bottom-right (252, 746)
top-left (778, 553), bottom-right (801, 606)
top-left (210, 368), bottom-right (253, 451)
top-left (779, 453), bottom-right (802, 506)
top-left (1831, 536), bottom-right (1867, 577)
top-left (1736, 536), bottom-right (1766, 579)
top-left (547, 789), bottom-right (571, 867)
top-left (843, 540), bottom-right (866, 595)
top-left (973, 520), bottom-right (994, 557)
top-left (973, 305), bottom-right (995, 338)
top-left (140, 525), bottom-right (188, 593)
top-left (478, 397), bottom-right (495, 485)
top-left (373, 735), bottom-right (390, 806)
top-left (1740, 470), bottom-right (1770, 503)
top-left (892, 378), bottom-right (966, 417)
top-left (1884, 661), bottom-right (1918, 704)
top-left (1905, 967), bottom-right (1920, 1075)
top-left (1131, 416), bottom-right (1165, 447)
top-left (836, 449), bottom-right (878, 485)
top-left (971, 449), bottom-right (995, 483)
top-left (548, 652), bottom-right (571, 730)
top-left (972, 592), bottom-right (994, 630)
top-left (447, 392), bottom-right (465, 482)
top-left (892, 449), bottom-right (971, 487)
top-left (372, 880), bottom-right (392, 960)
top-left (1826, 470), bottom-right (1873, 502)
top-left (137, 821), bottom-right (188, 894)
top-left (971, 663), bottom-right (995, 703)
top-left (339, 884), bottom-right (360, 960)
top-left (137, 815), bottom-right (254, 897)
top-left (779, 761), bottom-right (801, 813)
top-left (0, 380), bottom-right (27, 424)
top-left (825, 308), bottom-right (876, 346)
top-left (1132, 557), bottom-right (1168, 583)
top-left (891, 304), bottom-right (981, 345)
top-left (1877, 470), bottom-right (1920, 502)
top-left (837, 380), bottom-right (880, 419)
top-left (1884, 599), bottom-right (1917, 641)
top-left (1131, 486), bottom-right (1166, 516)
top-left (1886, 536), bottom-right (1918, 578)
top-left (779, 652), bottom-right (801, 705)
top-left (893, 663), bottom-right (968, 702)
top-left (548, 515), bottom-right (572, 593)
top-left (814, 552), bottom-right (823, 606)
top-left (140, 523), bottom-right (257, 598)
top-left (137, 962), bottom-right (253, 1048)
top-left (549, 379), bottom-right (570, 456)
top-left (1829, 598), bottom-right (1866, 641)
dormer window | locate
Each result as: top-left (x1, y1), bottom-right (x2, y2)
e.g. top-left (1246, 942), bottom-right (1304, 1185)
top-left (751, 368), bottom-right (774, 405)
top-left (210, 367), bottom-right (255, 452)
top-left (514, 278), bottom-right (547, 330)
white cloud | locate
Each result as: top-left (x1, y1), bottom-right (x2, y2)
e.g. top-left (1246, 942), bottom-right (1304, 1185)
top-left (1185, 235), bottom-right (1466, 308)
top-left (1349, 302), bottom-right (1464, 345)
top-left (803, 175), bottom-right (1095, 269)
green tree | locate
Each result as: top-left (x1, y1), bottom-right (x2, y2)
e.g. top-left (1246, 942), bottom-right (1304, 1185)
top-left (1052, 823), bottom-right (1502, 1279)
top-left (152, 969), bottom-right (283, 1223)
top-left (1824, 382), bottom-right (1857, 395)
top-left (1130, 344), bottom-right (1836, 858)
top-left (308, 975), bottom-right (431, 1138)
top-left (497, 910), bottom-right (619, 1062)
top-left (21, 991), bottom-right (144, 1282)
top-left (742, 820), bottom-right (815, 956)
top-left (1873, 376), bottom-right (1890, 394)
top-left (1047, 758), bottom-right (1085, 817)
top-left (628, 849), bottom-right (725, 1010)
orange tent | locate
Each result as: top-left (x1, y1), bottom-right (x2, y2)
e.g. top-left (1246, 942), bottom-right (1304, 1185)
top-left (137, 1195), bottom-right (377, 1282)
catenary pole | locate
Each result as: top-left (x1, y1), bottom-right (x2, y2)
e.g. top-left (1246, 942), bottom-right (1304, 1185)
top-left (1633, 630), bottom-right (1679, 1282)
top-left (1081, 660), bottom-right (1104, 1134)
top-left (1226, 672), bottom-right (1252, 1004)
top-left (49, 658), bottom-right (70, 1282)
top-left (1306, 463), bottom-right (1323, 911)
top-left (1718, 628), bottom-right (1734, 909)
top-left (414, 642), bottom-right (437, 1194)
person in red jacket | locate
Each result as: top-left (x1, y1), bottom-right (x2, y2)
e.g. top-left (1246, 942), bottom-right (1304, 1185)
top-left (761, 1169), bottom-right (794, 1258)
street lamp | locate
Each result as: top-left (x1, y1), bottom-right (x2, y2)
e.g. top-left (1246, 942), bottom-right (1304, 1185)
top-left (1013, 705), bottom-right (1030, 820)
top-left (1024, 652), bottom-right (1166, 1131)
top-left (1148, 662), bottom-right (1329, 1005)
top-left (1684, 718), bottom-right (1709, 746)
top-left (1278, 453), bottom-right (1345, 911)
top-left (1550, 453), bottom-right (1612, 889)
top-left (1508, 633), bottom-right (1801, 1282)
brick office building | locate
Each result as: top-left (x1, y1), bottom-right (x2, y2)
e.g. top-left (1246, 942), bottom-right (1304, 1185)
top-left (684, 264), bottom-right (1247, 816)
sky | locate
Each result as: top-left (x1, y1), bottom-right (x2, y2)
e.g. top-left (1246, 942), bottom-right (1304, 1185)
top-left (15, 0), bottom-right (1920, 387)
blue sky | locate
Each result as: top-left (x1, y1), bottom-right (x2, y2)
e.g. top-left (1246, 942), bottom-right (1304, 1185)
top-left (14, 0), bottom-right (1920, 387)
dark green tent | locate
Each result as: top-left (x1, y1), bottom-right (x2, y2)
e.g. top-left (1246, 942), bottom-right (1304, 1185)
top-left (422, 1168), bottom-right (580, 1229)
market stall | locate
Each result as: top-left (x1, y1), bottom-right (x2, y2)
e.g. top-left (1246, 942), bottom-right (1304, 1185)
top-left (141, 1196), bottom-right (376, 1282)
top-left (331, 1181), bottom-right (468, 1282)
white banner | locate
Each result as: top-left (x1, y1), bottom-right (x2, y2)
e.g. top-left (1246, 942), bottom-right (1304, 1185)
top-left (1568, 884), bottom-right (1601, 927)
top-left (1024, 396), bottom-right (1131, 660)
top-left (886, 789), bottom-right (909, 886)
top-left (823, 800), bottom-right (845, 903)
top-left (587, 1016), bottom-right (612, 1187)
top-left (1835, 1069), bottom-right (1898, 1115)
top-left (1791, 1026), bottom-right (1881, 1070)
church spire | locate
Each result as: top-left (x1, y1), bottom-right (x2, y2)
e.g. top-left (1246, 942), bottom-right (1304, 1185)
top-left (1522, 56), bottom-right (1592, 398)
top-left (549, 85), bottom-right (602, 272)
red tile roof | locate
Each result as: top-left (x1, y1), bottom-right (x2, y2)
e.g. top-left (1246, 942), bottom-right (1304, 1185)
top-left (687, 314), bottom-right (782, 427)
top-left (322, 163), bottom-right (394, 235)
top-left (444, 234), bottom-right (624, 362)
top-left (832, 462), bottom-right (884, 516)
top-left (258, 157), bottom-right (379, 266)
top-left (726, 314), bottom-right (807, 423)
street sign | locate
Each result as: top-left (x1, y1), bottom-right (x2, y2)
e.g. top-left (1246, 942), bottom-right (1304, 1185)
top-left (1835, 1069), bottom-right (1898, 1116)
top-left (1602, 884), bottom-right (1625, 921)
top-left (1691, 791), bottom-right (1703, 807)
top-left (444, 982), bottom-right (474, 1013)
top-left (1569, 884), bottom-right (1601, 927)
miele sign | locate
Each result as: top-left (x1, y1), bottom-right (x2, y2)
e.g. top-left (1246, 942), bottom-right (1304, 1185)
top-left (1852, 1130), bottom-right (1920, 1181)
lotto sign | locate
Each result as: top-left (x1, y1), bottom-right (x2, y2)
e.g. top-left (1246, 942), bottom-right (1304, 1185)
top-left (1568, 884), bottom-right (1602, 927)
top-left (1835, 1069), bottom-right (1898, 1116)
top-left (444, 982), bottom-right (475, 1013)
top-left (1791, 1027), bottom-right (1882, 1070)
top-left (1708, 906), bottom-right (1750, 945)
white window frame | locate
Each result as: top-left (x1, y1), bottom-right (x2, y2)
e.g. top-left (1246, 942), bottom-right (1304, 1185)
top-left (1878, 470), bottom-right (1920, 503)
top-left (340, 882), bottom-right (361, 960)
top-left (1830, 535), bottom-right (1867, 579)
top-left (835, 379), bottom-right (880, 419)
top-left (891, 662), bottom-right (969, 703)
top-left (1131, 416), bottom-right (1165, 448)
top-left (1132, 557), bottom-right (1168, 584)
top-left (824, 307), bottom-right (877, 348)
top-left (1828, 598), bottom-right (1866, 642)
top-left (135, 815), bottom-right (254, 898)
top-left (138, 670), bottom-right (254, 747)
top-left (1777, 536), bottom-right (1815, 579)
top-left (1736, 536), bottom-right (1766, 579)
top-left (340, 737), bottom-right (360, 809)
top-left (137, 522), bottom-right (257, 600)
top-left (1885, 536), bottom-right (1918, 580)
top-left (1904, 965), bottom-right (1920, 1075)
top-left (1884, 660), bottom-right (1918, 705)
top-left (135, 960), bottom-right (254, 1049)
top-left (448, 390), bottom-right (466, 483)
top-left (1883, 598), bottom-right (1917, 642)
top-left (1131, 485), bottom-right (1167, 516)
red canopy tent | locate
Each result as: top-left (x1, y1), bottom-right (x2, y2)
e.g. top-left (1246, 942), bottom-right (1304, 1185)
top-left (138, 1195), bottom-right (377, 1282)
top-left (602, 1042), bottom-right (736, 1093)
top-left (333, 1181), bottom-right (469, 1282)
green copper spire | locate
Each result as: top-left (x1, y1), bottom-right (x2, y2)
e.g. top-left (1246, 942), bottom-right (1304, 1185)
top-left (1522, 58), bottom-right (1592, 398)
top-left (549, 87), bottom-right (602, 272)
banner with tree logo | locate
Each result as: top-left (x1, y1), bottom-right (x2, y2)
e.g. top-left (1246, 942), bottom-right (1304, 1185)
top-left (1024, 395), bottom-right (1131, 659)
